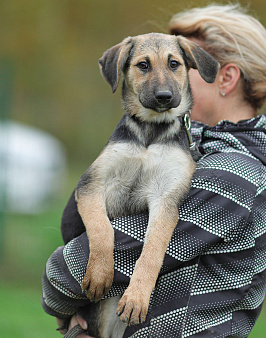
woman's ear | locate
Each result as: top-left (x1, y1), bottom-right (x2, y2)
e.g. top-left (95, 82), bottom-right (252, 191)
top-left (218, 63), bottom-right (241, 96)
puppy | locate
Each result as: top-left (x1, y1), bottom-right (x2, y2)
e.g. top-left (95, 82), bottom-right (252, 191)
top-left (61, 33), bottom-right (220, 336)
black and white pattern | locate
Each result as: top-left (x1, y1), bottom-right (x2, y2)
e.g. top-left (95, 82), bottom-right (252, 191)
top-left (42, 115), bottom-right (266, 337)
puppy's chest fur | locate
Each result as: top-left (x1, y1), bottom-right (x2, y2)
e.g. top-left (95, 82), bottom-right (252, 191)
top-left (78, 115), bottom-right (193, 219)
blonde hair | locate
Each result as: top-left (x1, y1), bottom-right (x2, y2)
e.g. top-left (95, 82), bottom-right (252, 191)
top-left (169, 4), bottom-right (266, 110)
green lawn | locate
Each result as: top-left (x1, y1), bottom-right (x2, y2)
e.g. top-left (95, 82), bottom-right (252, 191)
top-left (0, 166), bottom-right (77, 338)
top-left (0, 199), bottom-right (64, 337)
top-left (0, 282), bottom-right (56, 338)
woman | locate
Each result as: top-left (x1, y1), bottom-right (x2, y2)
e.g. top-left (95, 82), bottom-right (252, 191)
top-left (42, 4), bottom-right (266, 337)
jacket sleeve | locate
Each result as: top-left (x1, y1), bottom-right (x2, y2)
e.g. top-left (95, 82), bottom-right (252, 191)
top-left (41, 150), bottom-right (260, 319)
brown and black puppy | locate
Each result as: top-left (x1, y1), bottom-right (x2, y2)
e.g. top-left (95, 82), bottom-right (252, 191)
top-left (62, 33), bottom-right (220, 336)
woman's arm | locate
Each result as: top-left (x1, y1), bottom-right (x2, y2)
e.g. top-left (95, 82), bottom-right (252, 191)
top-left (42, 151), bottom-right (259, 321)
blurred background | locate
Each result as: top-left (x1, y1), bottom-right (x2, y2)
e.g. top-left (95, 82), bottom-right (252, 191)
top-left (0, 0), bottom-right (265, 337)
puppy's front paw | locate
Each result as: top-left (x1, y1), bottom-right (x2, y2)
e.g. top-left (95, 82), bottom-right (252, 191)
top-left (81, 255), bottom-right (114, 302)
top-left (116, 286), bottom-right (149, 326)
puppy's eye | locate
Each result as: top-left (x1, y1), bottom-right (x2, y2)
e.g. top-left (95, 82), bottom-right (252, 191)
top-left (169, 60), bottom-right (180, 69)
top-left (137, 61), bottom-right (149, 70)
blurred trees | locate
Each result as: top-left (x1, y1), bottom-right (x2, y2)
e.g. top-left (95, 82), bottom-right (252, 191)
top-left (0, 0), bottom-right (265, 165)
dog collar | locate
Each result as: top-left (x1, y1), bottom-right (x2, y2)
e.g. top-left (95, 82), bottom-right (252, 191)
top-left (184, 111), bottom-right (196, 151)
top-left (183, 111), bottom-right (202, 162)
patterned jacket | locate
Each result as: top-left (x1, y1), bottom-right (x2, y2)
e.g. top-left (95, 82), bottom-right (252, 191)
top-left (42, 115), bottom-right (266, 337)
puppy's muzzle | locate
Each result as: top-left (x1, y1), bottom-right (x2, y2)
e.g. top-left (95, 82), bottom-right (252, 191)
top-left (140, 90), bottom-right (181, 113)
top-left (155, 91), bottom-right (173, 105)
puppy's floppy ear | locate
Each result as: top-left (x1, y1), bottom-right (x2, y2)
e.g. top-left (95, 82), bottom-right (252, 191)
top-left (98, 37), bottom-right (133, 93)
top-left (177, 36), bottom-right (220, 83)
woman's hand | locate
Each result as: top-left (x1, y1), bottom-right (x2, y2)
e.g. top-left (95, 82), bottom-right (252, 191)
top-left (56, 315), bottom-right (94, 337)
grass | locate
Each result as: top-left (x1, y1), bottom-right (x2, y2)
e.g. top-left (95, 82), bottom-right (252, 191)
top-left (0, 165), bottom-right (265, 337)
top-left (0, 164), bottom-right (80, 337)
top-left (0, 199), bottom-right (64, 337)
top-left (0, 282), bottom-right (56, 338)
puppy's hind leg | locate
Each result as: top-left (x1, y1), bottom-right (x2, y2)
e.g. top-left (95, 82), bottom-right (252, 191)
top-left (78, 297), bottom-right (126, 338)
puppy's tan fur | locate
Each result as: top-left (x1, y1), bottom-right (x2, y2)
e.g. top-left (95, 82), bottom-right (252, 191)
top-left (74, 33), bottom-right (220, 334)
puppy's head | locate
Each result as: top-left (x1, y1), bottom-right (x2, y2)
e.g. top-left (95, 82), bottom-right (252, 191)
top-left (99, 33), bottom-right (220, 123)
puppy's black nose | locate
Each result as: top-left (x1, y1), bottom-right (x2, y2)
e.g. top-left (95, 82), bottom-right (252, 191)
top-left (155, 91), bottom-right (173, 105)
